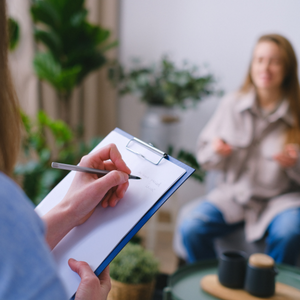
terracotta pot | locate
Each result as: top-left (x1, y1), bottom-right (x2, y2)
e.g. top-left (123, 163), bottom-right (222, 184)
top-left (108, 278), bottom-right (155, 300)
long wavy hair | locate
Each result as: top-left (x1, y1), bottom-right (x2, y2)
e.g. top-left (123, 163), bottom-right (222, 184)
top-left (241, 34), bottom-right (300, 145)
top-left (0, 1), bottom-right (21, 176)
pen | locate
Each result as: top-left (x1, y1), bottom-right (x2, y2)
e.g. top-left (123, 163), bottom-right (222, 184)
top-left (51, 162), bottom-right (141, 180)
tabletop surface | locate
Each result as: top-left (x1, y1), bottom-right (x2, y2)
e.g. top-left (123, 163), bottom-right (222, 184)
top-left (166, 260), bottom-right (300, 300)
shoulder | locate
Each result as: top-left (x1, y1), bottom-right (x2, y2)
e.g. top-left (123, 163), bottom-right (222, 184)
top-left (0, 172), bottom-right (67, 299)
top-left (0, 172), bottom-right (44, 233)
top-left (216, 90), bottom-right (255, 114)
top-left (219, 90), bottom-right (250, 106)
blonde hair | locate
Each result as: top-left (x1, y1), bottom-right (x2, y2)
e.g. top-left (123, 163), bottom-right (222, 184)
top-left (241, 34), bottom-right (300, 145)
top-left (0, 1), bottom-right (21, 176)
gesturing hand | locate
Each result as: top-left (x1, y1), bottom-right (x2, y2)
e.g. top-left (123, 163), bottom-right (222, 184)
top-left (273, 144), bottom-right (299, 168)
top-left (213, 138), bottom-right (233, 157)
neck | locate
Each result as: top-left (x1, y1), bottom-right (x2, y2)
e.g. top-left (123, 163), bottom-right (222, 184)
top-left (256, 88), bottom-right (283, 112)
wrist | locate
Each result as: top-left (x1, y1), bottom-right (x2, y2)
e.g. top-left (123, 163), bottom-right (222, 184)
top-left (42, 199), bottom-right (76, 250)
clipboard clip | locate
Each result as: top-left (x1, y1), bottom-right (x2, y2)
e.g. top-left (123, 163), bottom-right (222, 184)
top-left (126, 137), bottom-right (168, 165)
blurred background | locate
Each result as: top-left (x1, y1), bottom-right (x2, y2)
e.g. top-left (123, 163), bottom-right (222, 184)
top-left (7, 0), bottom-right (300, 274)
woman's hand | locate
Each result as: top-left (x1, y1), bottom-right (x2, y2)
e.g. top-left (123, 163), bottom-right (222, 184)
top-left (213, 138), bottom-right (232, 157)
top-left (69, 259), bottom-right (111, 300)
top-left (43, 143), bottom-right (131, 249)
top-left (273, 144), bottom-right (299, 168)
top-left (63, 143), bottom-right (131, 224)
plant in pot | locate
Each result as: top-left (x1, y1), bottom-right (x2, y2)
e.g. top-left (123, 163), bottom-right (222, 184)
top-left (109, 56), bottom-right (218, 152)
top-left (109, 242), bottom-right (159, 300)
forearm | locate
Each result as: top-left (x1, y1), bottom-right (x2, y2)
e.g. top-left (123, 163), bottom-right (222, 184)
top-left (42, 201), bottom-right (77, 250)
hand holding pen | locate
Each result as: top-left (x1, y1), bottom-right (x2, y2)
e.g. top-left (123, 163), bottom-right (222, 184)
top-left (51, 162), bottom-right (141, 180)
top-left (43, 144), bottom-right (132, 250)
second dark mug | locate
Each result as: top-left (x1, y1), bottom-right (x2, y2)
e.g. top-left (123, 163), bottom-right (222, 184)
top-left (218, 250), bottom-right (248, 289)
top-left (244, 253), bottom-right (278, 298)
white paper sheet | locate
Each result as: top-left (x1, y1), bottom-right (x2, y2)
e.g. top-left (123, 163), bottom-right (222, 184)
top-left (36, 130), bottom-right (186, 299)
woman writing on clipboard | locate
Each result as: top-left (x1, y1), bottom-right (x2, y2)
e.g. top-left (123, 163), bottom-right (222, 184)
top-left (0, 2), bottom-right (130, 299)
top-left (180, 34), bottom-right (300, 265)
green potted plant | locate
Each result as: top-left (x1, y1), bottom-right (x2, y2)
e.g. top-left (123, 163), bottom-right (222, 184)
top-left (109, 56), bottom-right (216, 108)
top-left (109, 56), bottom-right (219, 152)
top-left (30, 0), bottom-right (117, 128)
top-left (109, 243), bottom-right (159, 300)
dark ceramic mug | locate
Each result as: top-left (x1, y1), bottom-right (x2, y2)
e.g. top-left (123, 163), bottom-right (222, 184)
top-left (244, 254), bottom-right (278, 297)
top-left (218, 250), bottom-right (248, 289)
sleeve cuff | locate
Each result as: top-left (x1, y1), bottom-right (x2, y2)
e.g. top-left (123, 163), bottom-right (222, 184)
top-left (286, 154), bottom-right (300, 183)
top-left (197, 141), bottom-right (225, 170)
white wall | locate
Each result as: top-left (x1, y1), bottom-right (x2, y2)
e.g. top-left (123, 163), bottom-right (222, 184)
top-left (118, 0), bottom-right (300, 205)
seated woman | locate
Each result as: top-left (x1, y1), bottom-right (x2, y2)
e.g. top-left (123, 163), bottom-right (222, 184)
top-left (180, 33), bottom-right (300, 266)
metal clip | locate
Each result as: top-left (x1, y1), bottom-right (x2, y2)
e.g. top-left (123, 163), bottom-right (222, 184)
top-left (126, 137), bottom-right (168, 165)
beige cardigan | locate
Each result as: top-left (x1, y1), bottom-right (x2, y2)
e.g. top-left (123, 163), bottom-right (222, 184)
top-left (197, 90), bottom-right (300, 242)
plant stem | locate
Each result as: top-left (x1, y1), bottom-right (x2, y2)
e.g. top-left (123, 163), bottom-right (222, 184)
top-left (58, 92), bottom-right (71, 126)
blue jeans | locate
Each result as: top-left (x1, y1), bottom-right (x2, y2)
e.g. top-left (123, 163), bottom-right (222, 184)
top-left (179, 201), bottom-right (300, 266)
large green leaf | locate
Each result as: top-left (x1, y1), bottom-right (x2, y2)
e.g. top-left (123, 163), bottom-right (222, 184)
top-left (68, 50), bottom-right (106, 84)
top-left (31, 1), bottom-right (60, 30)
top-left (70, 10), bottom-right (88, 27)
top-left (61, 0), bottom-right (85, 21)
top-left (33, 52), bottom-right (81, 92)
top-left (34, 29), bottom-right (61, 59)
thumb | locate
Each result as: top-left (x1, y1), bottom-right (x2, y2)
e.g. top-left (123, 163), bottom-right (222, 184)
top-left (68, 258), bottom-right (94, 279)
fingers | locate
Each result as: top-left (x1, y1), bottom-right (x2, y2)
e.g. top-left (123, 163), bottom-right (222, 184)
top-left (273, 153), bottom-right (297, 168)
top-left (101, 181), bottom-right (129, 208)
top-left (213, 138), bottom-right (232, 156)
top-left (68, 259), bottom-right (97, 282)
top-left (98, 266), bottom-right (111, 286)
top-left (285, 144), bottom-right (298, 159)
top-left (100, 170), bottom-right (129, 188)
top-left (273, 144), bottom-right (299, 168)
top-left (69, 259), bottom-right (111, 300)
top-left (80, 144), bottom-right (131, 174)
top-left (88, 170), bottom-right (128, 206)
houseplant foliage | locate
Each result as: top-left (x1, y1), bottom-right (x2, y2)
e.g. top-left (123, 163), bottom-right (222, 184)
top-left (109, 243), bottom-right (159, 300)
top-left (8, 17), bottom-right (20, 51)
top-left (109, 56), bottom-right (217, 108)
top-left (30, 0), bottom-right (117, 125)
top-left (167, 146), bottom-right (206, 182)
top-left (14, 111), bottom-right (101, 205)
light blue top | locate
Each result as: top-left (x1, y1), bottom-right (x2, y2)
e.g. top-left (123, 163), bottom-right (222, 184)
top-left (0, 172), bottom-right (68, 299)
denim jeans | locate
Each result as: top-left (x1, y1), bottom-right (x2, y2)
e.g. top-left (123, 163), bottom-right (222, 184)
top-left (179, 201), bottom-right (300, 265)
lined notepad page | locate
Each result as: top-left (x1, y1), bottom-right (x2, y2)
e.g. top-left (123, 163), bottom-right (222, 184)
top-left (36, 130), bottom-right (186, 299)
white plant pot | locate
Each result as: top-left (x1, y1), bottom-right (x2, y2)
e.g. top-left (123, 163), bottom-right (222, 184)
top-left (140, 105), bottom-right (180, 153)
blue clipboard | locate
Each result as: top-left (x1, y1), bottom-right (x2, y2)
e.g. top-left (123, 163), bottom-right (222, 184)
top-left (70, 127), bottom-right (194, 299)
